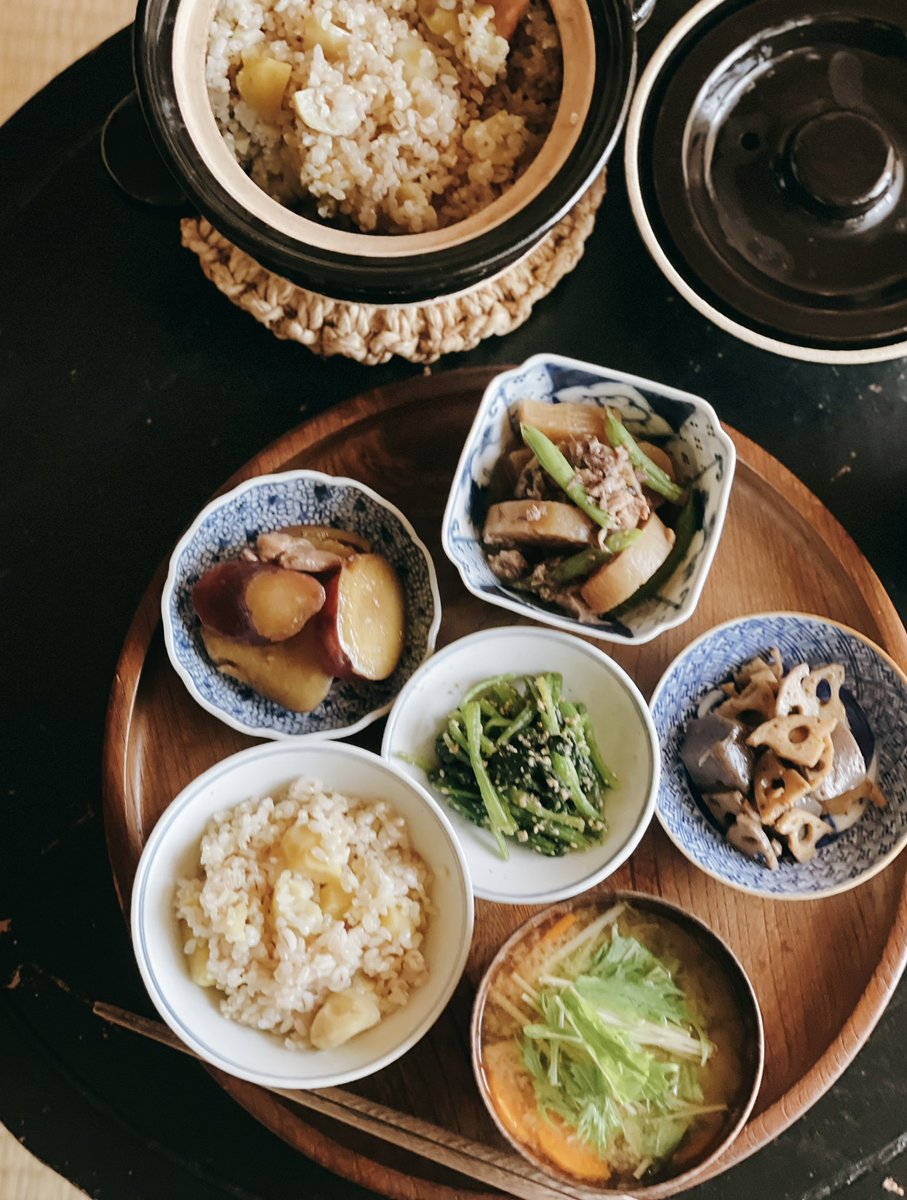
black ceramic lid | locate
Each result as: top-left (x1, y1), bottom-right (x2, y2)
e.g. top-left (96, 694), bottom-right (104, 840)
top-left (627, 0), bottom-right (907, 359)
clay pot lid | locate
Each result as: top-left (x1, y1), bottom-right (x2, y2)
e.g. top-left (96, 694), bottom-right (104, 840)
top-left (625, 0), bottom-right (907, 362)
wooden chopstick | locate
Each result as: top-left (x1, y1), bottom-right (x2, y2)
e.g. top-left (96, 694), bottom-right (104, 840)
top-left (93, 1002), bottom-right (634, 1200)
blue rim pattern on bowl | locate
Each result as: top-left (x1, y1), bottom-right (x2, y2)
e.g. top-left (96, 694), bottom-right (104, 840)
top-left (130, 741), bottom-right (474, 1089)
top-left (651, 613), bottom-right (907, 899)
top-left (162, 471), bottom-right (441, 739)
top-left (441, 353), bottom-right (735, 645)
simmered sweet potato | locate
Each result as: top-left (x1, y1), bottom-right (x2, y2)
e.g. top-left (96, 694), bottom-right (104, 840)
top-left (193, 560), bottom-right (325, 644)
top-left (314, 554), bottom-right (405, 681)
top-left (201, 619), bottom-right (333, 712)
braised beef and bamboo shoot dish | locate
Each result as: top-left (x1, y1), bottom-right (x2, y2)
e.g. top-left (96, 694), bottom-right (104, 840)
top-left (478, 902), bottom-right (752, 1186)
top-left (483, 401), bottom-right (696, 620)
top-left (681, 648), bottom-right (888, 869)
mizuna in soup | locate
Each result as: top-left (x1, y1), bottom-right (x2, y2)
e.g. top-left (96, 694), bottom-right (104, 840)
top-left (478, 902), bottom-right (751, 1186)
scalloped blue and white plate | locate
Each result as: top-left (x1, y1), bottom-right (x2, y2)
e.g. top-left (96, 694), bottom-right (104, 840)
top-left (441, 353), bottom-right (735, 645)
top-left (162, 471), bottom-right (441, 740)
top-left (651, 612), bottom-right (907, 899)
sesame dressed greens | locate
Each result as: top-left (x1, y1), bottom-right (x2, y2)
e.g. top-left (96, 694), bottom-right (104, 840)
top-left (422, 673), bottom-right (617, 859)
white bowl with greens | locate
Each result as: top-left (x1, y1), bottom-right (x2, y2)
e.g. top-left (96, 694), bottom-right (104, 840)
top-left (381, 627), bottom-right (659, 904)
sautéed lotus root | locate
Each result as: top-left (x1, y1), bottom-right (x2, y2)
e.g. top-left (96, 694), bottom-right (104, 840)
top-left (681, 649), bottom-right (887, 869)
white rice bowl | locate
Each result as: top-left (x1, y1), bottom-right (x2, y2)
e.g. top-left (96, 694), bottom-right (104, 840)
top-left (131, 742), bottom-right (474, 1088)
top-left (206, 0), bottom-right (563, 232)
top-left (174, 780), bottom-right (432, 1047)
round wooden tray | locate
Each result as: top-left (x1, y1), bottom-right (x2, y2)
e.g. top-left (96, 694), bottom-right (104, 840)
top-left (103, 366), bottom-right (907, 1198)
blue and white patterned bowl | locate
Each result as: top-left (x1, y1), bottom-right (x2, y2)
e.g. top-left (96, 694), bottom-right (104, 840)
top-left (162, 471), bottom-right (441, 739)
top-left (441, 353), bottom-right (735, 645)
top-left (651, 613), bottom-right (907, 900)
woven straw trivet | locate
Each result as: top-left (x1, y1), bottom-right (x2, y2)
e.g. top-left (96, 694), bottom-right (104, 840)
top-left (180, 173), bottom-right (606, 365)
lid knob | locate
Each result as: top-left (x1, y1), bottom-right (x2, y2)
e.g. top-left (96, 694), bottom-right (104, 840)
top-left (787, 110), bottom-right (895, 219)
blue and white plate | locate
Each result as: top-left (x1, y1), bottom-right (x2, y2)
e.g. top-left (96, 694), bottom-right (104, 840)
top-left (442, 353), bottom-right (735, 645)
top-left (651, 612), bottom-right (907, 899)
top-left (162, 471), bottom-right (441, 739)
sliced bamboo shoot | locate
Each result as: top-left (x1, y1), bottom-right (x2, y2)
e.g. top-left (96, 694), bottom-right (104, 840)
top-left (484, 500), bottom-right (594, 548)
top-left (580, 513), bottom-right (675, 612)
top-left (517, 399), bottom-right (605, 442)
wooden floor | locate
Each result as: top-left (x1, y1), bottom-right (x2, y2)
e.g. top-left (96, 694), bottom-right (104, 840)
top-left (1, 5), bottom-right (134, 1196)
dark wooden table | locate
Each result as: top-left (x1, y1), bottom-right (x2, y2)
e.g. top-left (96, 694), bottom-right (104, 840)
top-left (2, 7), bottom-right (906, 1198)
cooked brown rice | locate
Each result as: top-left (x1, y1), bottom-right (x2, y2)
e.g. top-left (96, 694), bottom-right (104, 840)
top-left (206, 0), bottom-right (562, 232)
top-left (174, 778), bottom-right (431, 1048)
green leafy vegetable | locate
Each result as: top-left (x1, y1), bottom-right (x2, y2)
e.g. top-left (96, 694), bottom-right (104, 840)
top-left (423, 673), bottom-right (617, 858)
top-left (519, 919), bottom-right (722, 1173)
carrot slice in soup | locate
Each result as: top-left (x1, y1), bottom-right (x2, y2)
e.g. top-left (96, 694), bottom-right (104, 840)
top-left (536, 1114), bottom-right (612, 1182)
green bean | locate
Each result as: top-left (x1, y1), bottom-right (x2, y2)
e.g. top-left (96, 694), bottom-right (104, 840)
top-left (604, 409), bottom-right (685, 504)
top-left (553, 547), bottom-right (610, 583)
top-left (553, 529), bottom-right (644, 584)
top-left (604, 528), bottom-right (644, 554)
top-left (520, 423), bottom-right (613, 529)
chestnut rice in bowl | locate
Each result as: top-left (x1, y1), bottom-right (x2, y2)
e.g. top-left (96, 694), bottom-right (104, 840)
top-left (207, 0), bottom-right (563, 234)
top-left (135, 0), bottom-right (639, 300)
top-left (131, 741), bottom-right (474, 1088)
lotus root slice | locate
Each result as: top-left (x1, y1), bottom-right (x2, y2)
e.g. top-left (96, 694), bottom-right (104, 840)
top-left (747, 714), bottom-right (838, 768)
top-left (801, 664), bottom-right (847, 724)
top-left (717, 677), bottom-right (777, 726)
top-left (753, 749), bottom-right (812, 823)
top-left (774, 808), bottom-right (833, 864)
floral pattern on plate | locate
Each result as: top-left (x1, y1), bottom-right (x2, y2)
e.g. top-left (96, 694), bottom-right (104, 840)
top-left (442, 353), bottom-right (735, 645)
top-left (651, 613), bottom-right (907, 898)
top-left (162, 471), bottom-right (441, 739)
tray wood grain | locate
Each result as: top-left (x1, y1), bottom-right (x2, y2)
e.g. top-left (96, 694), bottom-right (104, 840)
top-left (103, 366), bottom-right (907, 1198)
